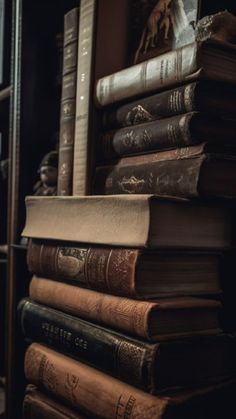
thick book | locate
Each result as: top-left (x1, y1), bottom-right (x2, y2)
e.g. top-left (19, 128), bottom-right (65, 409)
top-left (94, 146), bottom-right (236, 199)
top-left (29, 276), bottom-right (221, 341)
top-left (22, 195), bottom-right (234, 250)
top-left (24, 343), bottom-right (236, 419)
top-left (95, 40), bottom-right (236, 107)
top-left (101, 112), bottom-right (236, 158)
top-left (57, 7), bottom-right (79, 196)
top-left (19, 299), bottom-right (235, 394)
top-left (27, 239), bottom-right (222, 298)
top-left (23, 385), bottom-right (85, 419)
top-left (102, 81), bottom-right (236, 130)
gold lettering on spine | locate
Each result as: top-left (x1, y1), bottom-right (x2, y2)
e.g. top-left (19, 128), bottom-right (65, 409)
top-left (184, 84), bottom-right (195, 112)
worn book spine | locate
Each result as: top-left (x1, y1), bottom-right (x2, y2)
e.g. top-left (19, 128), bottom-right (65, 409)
top-left (23, 385), bottom-right (84, 419)
top-left (57, 8), bottom-right (79, 196)
top-left (95, 42), bottom-right (202, 107)
top-left (27, 240), bottom-right (140, 297)
top-left (25, 343), bottom-right (169, 419)
top-left (102, 83), bottom-right (198, 130)
top-left (94, 151), bottom-right (207, 197)
top-left (19, 299), bottom-right (157, 392)
top-left (72, 0), bottom-right (96, 195)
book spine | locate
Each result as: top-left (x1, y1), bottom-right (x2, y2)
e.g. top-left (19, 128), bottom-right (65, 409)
top-left (29, 277), bottom-right (154, 340)
top-left (27, 240), bottom-right (140, 297)
top-left (102, 113), bottom-right (196, 159)
top-left (102, 83), bottom-right (196, 130)
top-left (72, 0), bottom-right (96, 195)
top-left (20, 299), bottom-right (157, 392)
top-left (95, 42), bottom-right (199, 107)
top-left (24, 343), bottom-right (168, 419)
top-left (57, 8), bottom-right (79, 196)
top-left (94, 154), bottom-right (206, 197)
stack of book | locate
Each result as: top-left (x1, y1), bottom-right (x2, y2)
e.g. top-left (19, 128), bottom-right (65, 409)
top-left (19, 194), bottom-right (236, 418)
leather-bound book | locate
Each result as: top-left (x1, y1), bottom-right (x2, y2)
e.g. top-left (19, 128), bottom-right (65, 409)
top-left (19, 299), bottom-right (236, 394)
top-left (57, 7), bottom-right (79, 196)
top-left (29, 276), bottom-right (221, 341)
top-left (102, 81), bottom-right (236, 131)
top-left (94, 145), bottom-right (236, 199)
top-left (24, 343), bottom-right (236, 419)
top-left (27, 239), bottom-right (222, 298)
top-left (101, 112), bottom-right (236, 159)
top-left (95, 40), bottom-right (236, 108)
top-left (23, 385), bottom-right (85, 419)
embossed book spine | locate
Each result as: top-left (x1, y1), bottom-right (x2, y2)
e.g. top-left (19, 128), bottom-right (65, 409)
top-left (57, 8), bottom-right (79, 196)
top-left (101, 112), bottom-right (236, 159)
top-left (19, 299), bottom-right (157, 392)
top-left (29, 277), bottom-right (221, 341)
top-left (95, 41), bottom-right (236, 107)
top-left (102, 81), bottom-right (236, 130)
top-left (24, 343), bottom-right (170, 419)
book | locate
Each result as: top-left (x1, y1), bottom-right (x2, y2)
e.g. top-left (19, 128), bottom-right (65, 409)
top-left (95, 40), bottom-right (236, 108)
top-left (19, 299), bottom-right (235, 394)
top-left (72, 0), bottom-right (96, 195)
top-left (57, 7), bottom-right (79, 196)
top-left (27, 239), bottom-right (222, 298)
top-left (100, 112), bottom-right (236, 159)
top-left (23, 385), bottom-right (85, 419)
top-left (24, 343), bottom-right (236, 419)
top-left (29, 276), bottom-right (221, 341)
top-left (102, 81), bottom-right (236, 130)
top-left (130, 2), bottom-right (236, 65)
top-left (22, 194), bottom-right (234, 250)
top-left (94, 146), bottom-right (236, 199)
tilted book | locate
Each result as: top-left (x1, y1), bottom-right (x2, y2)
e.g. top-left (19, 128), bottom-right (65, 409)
top-left (24, 343), bottom-right (236, 419)
top-left (27, 239), bottom-right (222, 298)
top-left (29, 276), bottom-right (221, 341)
top-left (95, 40), bottom-right (236, 107)
top-left (19, 299), bottom-right (235, 394)
top-left (22, 195), bottom-right (234, 250)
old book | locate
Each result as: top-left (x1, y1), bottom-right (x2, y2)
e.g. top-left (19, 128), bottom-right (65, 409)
top-left (23, 385), bottom-right (85, 419)
top-left (19, 299), bottom-right (235, 394)
top-left (94, 146), bottom-right (236, 199)
top-left (22, 194), bottom-right (234, 250)
top-left (27, 239), bottom-right (222, 298)
top-left (102, 81), bottom-right (236, 130)
top-left (57, 7), bottom-right (79, 196)
top-left (130, 2), bottom-right (236, 65)
top-left (101, 112), bottom-right (236, 159)
top-left (24, 343), bottom-right (236, 419)
top-left (29, 276), bottom-right (221, 341)
top-left (95, 40), bottom-right (236, 108)
top-left (72, 0), bottom-right (96, 195)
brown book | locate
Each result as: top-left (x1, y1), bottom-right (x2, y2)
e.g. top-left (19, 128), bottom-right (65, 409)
top-left (95, 40), bottom-right (236, 108)
top-left (27, 239), bottom-right (222, 298)
top-left (23, 385), bottom-right (85, 419)
top-left (57, 8), bottom-right (79, 196)
top-left (22, 194), bottom-right (234, 250)
top-left (94, 145), bottom-right (236, 199)
top-left (102, 81), bottom-right (236, 131)
top-left (29, 276), bottom-right (221, 341)
top-left (101, 112), bottom-right (236, 159)
top-left (24, 343), bottom-right (236, 419)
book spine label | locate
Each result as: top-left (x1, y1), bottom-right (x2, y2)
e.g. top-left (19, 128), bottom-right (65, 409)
top-left (29, 277), bottom-right (154, 340)
top-left (25, 343), bottom-right (168, 419)
top-left (73, 0), bottom-right (96, 195)
top-left (102, 83), bottom-right (196, 130)
top-left (20, 299), bottom-right (157, 391)
top-left (102, 113), bottom-right (194, 159)
top-left (27, 241), bottom-right (139, 297)
top-left (95, 42), bottom-right (199, 107)
top-left (58, 8), bottom-right (79, 196)
top-left (94, 155), bottom-right (205, 197)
